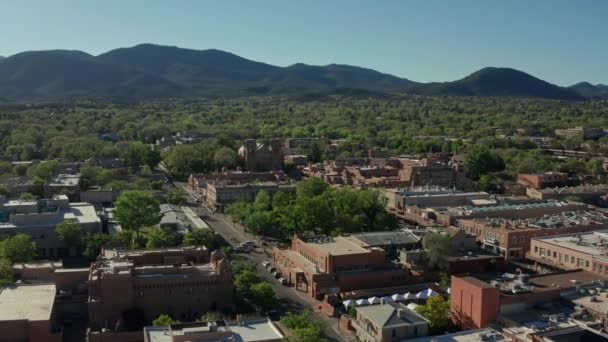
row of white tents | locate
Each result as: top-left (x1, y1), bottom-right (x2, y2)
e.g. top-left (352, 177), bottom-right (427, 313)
top-left (343, 288), bottom-right (440, 309)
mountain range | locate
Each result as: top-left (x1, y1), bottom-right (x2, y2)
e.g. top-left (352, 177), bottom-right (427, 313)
top-left (0, 43), bottom-right (603, 102)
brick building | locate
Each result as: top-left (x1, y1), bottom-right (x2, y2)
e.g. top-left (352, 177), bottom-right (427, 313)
top-left (188, 170), bottom-right (294, 209)
top-left (456, 210), bottom-right (608, 259)
top-left (304, 153), bottom-right (473, 190)
top-left (554, 127), bottom-right (604, 140)
top-left (516, 172), bottom-right (569, 189)
top-left (87, 247), bottom-right (233, 335)
top-left (528, 230), bottom-right (608, 276)
top-left (238, 139), bottom-right (283, 172)
top-left (273, 235), bottom-right (409, 299)
top-left (451, 270), bottom-right (606, 331)
top-left (526, 184), bottom-right (608, 201)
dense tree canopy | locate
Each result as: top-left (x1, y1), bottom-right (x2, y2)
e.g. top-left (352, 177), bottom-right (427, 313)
top-left (0, 234), bottom-right (36, 263)
top-left (114, 191), bottom-right (161, 240)
top-left (226, 179), bottom-right (397, 239)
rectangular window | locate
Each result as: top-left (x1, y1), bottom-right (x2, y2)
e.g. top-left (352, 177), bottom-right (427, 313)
top-left (553, 251), bottom-right (557, 258)
top-left (571, 256), bottom-right (575, 264)
top-left (534, 246), bottom-right (538, 253)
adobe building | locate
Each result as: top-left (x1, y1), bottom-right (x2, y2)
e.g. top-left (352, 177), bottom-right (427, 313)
top-left (526, 184), bottom-right (608, 202)
top-left (273, 235), bottom-right (409, 299)
top-left (516, 172), bottom-right (568, 190)
top-left (0, 283), bottom-right (62, 342)
top-left (0, 194), bottom-right (102, 258)
top-left (87, 247), bottom-right (233, 337)
top-left (528, 230), bottom-right (608, 276)
top-left (238, 139), bottom-right (283, 172)
top-left (554, 127), bottom-right (604, 140)
top-left (456, 210), bottom-right (608, 259)
top-left (188, 170), bottom-right (294, 210)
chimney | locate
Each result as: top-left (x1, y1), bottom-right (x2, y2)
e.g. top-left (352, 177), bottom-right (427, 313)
top-left (397, 309), bottom-right (403, 319)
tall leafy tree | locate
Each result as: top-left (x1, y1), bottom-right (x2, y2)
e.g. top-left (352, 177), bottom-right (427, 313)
top-left (416, 296), bottom-right (451, 333)
top-left (0, 234), bottom-right (36, 263)
top-left (55, 219), bottom-right (82, 250)
top-left (114, 191), bottom-right (161, 241)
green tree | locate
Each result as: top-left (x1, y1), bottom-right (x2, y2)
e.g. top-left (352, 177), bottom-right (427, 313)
top-left (152, 314), bottom-right (178, 327)
top-left (253, 191), bottom-right (271, 211)
top-left (143, 148), bottom-right (162, 169)
top-left (167, 188), bottom-right (187, 205)
top-left (478, 174), bottom-right (499, 192)
top-left (83, 233), bottom-right (112, 259)
top-left (213, 147), bottom-right (237, 169)
top-left (0, 234), bottom-right (36, 263)
top-left (183, 229), bottom-right (220, 249)
top-left (464, 145), bottom-right (505, 180)
top-left (200, 311), bottom-right (222, 322)
top-left (296, 178), bottom-right (328, 198)
top-left (55, 219), bottom-right (82, 251)
top-left (0, 258), bottom-right (14, 286)
top-left (249, 282), bottom-right (277, 312)
top-left (114, 191), bottom-right (161, 241)
top-left (416, 296), bottom-right (451, 333)
top-left (0, 185), bottom-right (10, 197)
top-left (146, 228), bottom-right (178, 248)
top-left (27, 161), bottom-right (58, 181)
top-left (422, 233), bottom-right (454, 271)
top-left (245, 211), bottom-right (274, 236)
top-left (19, 192), bottom-right (37, 201)
top-left (234, 269), bottom-right (260, 294)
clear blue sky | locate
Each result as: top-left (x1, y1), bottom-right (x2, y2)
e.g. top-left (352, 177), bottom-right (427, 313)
top-left (1, 0), bottom-right (606, 85)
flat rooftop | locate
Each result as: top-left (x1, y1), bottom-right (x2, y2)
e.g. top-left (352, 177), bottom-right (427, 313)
top-left (407, 328), bottom-right (504, 342)
top-left (302, 236), bottom-right (370, 256)
top-left (348, 231), bottom-right (419, 247)
top-left (455, 201), bottom-right (568, 215)
top-left (228, 318), bottom-right (285, 341)
top-left (532, 230), bottom-right (608, 256)
top-left (47, 174), bottom-right (80, 186)
top-left (469, 210), bottom-right (608, 231)
top-left (144, 319), bottom-right (283, 342)
top-left (0, 284), bottom-right (55, 321)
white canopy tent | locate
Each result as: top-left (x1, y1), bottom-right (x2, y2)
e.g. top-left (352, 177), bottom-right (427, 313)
top-left (368, 296), bottom-right (382, 305)
top-left (343, 299), bottom-right (355, 309)
top-left (356, 298), bottom-right (370, 306)
top-left (381, 296), bottom-right (395, 304)
top-left (391, 293), bottom-right (405, 302)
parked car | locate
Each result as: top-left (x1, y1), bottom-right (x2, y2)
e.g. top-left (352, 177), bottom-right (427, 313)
top-left (268, 267), bottom-right (276, 273)
top-left (240, 241), bottom-right (256, 247)
top-left (278, 278), bottom-right (288, 286)
top-left (262, 261), bottom-right (270, 268)
top-left (234, 246), bottom-right (250, 253)
top-left (272, 271), bottom-right (282, 279)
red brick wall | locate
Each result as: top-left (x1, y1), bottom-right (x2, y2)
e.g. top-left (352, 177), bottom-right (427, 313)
top-left (450, 276), bottom-right (500, 330)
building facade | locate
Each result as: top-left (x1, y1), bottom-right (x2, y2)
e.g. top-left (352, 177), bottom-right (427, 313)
top-left (273, 235), bottom-right (409, 299)
top-left (352, 303), bottom-right (429, 342)
top-left (238, 139), bottom-right (283, 172)
top-left (87, 247), bottom-right (233, 333)
top-left (528, 230), bottom-right (608, 276)
top-left (0, 195), bottom-right (101, 257)
top-left (456, 210), bottom-right (608, 259)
